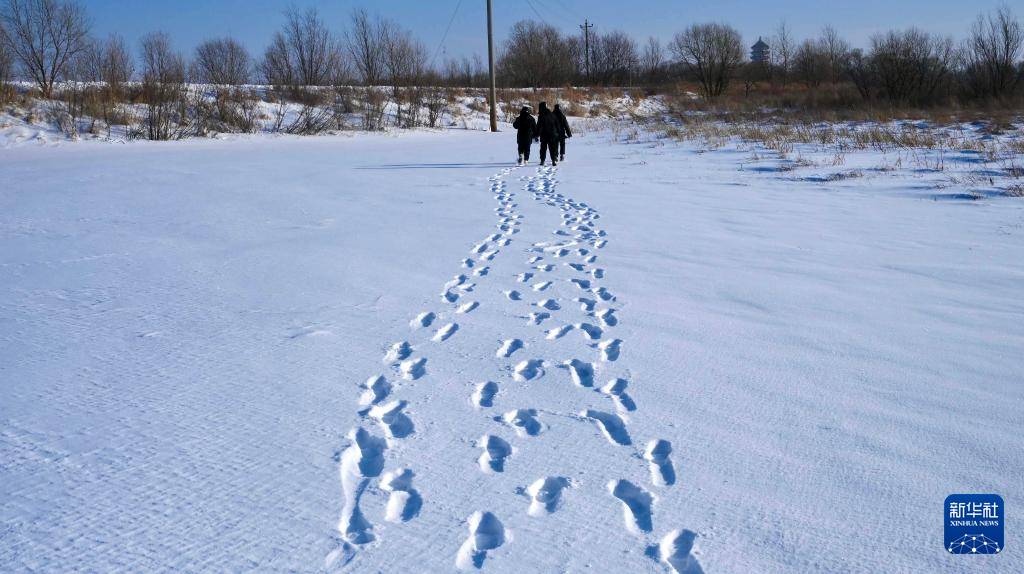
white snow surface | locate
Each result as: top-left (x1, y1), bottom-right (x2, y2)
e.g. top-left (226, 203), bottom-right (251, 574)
top-left (1, 124), bottom-right (1022, 573)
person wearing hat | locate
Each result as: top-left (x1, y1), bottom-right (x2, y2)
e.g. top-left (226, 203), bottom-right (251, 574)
top-left (512, 104), bottom-right (537, 166)
top-left (535, 101), bottom-right (559, 166)
top-left (553, 103), bottom-right (572, 162)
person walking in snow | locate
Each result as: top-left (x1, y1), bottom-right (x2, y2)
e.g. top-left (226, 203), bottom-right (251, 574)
top-left (553, 103), bottom-right (572, 162)
top-left (512, 105), bottom-right (537, 166)
top-left (535, 101), bottom-right (559, 166)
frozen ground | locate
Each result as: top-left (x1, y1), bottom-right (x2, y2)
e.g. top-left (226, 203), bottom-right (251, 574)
top-left (1, 124), bottom-right (1022, 573)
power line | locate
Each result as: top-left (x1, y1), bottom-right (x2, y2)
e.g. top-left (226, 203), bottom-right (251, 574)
top-left (429, 0), bottom-right (464, 68)
top-left (551, 0), bottom-right (581, 23)
top-left (524, 0), bottom-right (548, 21)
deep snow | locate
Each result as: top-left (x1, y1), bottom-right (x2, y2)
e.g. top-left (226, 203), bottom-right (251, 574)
top-left (1, 125), bottom-right (1022, 573)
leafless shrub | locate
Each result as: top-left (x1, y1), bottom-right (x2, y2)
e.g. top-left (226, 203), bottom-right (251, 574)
top-left (424, 86), bottom-right (447, 127)
top-left (383, 21), bottom-right (427, 128)
top-left (1, 0), bottom-right (90, 97)
top-left (140, 31), bottom-right (190, 140)
top-left (361, 86), bottom-right (386, 130)
top-left (285, 102), bottom-right (334, 134)
top-left (669, 23), bottom-right (743, 99)
top-left (73, 33), bottom-right (132, 135)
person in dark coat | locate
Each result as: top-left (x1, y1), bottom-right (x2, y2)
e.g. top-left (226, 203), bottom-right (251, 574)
top-left (535, 101), bottom-right (559, 166)
top-left (512, 105), bottom-right (536, 165)
top-left (553, 104), bottom-right (572, 162)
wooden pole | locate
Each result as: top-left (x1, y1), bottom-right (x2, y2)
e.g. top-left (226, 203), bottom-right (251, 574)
top-left (487, 0), bottom-right (497, 132)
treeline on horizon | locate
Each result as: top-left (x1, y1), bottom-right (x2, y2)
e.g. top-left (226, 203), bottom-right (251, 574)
top-left (0, 0), bottom-right (1022, 139)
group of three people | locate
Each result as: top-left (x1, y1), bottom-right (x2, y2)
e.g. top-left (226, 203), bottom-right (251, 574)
top-left (512, 102), bottom-right (572, 166)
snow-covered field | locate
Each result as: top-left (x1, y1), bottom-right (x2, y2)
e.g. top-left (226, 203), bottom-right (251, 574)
top-left (1, 123), bottom-right (1022, 573)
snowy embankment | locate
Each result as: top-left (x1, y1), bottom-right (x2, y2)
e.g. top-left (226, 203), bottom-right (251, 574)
top-left (1, 124), bottom-right (1022, 573)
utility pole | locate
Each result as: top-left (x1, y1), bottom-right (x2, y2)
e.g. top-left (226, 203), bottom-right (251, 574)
top-left (580, 20), bottom-right (593, 83)
top-left (487, 0), bottom-right (497, 132)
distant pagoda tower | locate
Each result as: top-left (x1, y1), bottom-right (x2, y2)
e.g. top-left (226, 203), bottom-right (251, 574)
top-left (750, 37), bottom-right (770, 63)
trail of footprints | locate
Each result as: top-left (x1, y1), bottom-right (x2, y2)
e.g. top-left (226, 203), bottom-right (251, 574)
top-left (330, 165), bottom-right (703, 572)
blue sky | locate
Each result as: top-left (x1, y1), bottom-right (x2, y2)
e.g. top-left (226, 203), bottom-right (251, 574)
top-left (86, 0), bottom-right (1005, 61)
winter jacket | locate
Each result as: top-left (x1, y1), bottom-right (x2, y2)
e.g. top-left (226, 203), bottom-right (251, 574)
top-left (536, 104), bottom-right (559, 143)
top-left (512, 109), bottom-right (537, 144)
top-left (554, 107), bottom-right (572, 139)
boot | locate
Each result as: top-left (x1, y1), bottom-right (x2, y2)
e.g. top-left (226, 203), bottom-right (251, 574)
top-left (517, 153), bottom-right (524, 166)
top-left (560, 154), bottom-right (565, 162)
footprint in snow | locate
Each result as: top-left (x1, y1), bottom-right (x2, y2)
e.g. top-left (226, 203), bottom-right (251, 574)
top-left (527, 476), bottom-right (571, 516)
top-left (380, 468), bottom-right (422, 523)
top-left (546, 324), bottom-right (574, 340)
top-left (600, 378), bottom-right (636, 412)
top-left (645, 439), bottom-right (677, 487)
top-left (337, 427), bottom-right (386, 545)
top-left (575, 297), bottom-right (596, 312)
top-left (513, 359), bottom-right (545, 382)
top-left (472, 382), bottom-right (499, 408)
top-left (658, 529), bottom-right (704, 574)
top-left (496, 338), bottom-right (524, 358)
top-left (477, 435), bottom-right (512, 473)
top-left (410, 311), bottom-right (436, 329)
top-left (598, 338), bottom-right (622, 362)
top-left (432, 322), bottom-right (459, 342)
top-left (563, 359), bottom-right (595, 387)
top-left (527, 312), bottom-right (551, 325)
top-left (455, 511), bottom-right (507, 571)
top-left (499, 408), bottom-right (543, 437)
top-left (399, 357), bottom-right (427, 380)
top-left (368, 400), bottom-right (414, 442)
top-left (536, 298), bottom-right (560, 311)
top-left (608, 479), bottom-right (654, 534)
top-left (576, 322), bottom-right (603, 340)
top-left (383, 341), bottom-right (412, 363)
top-left (359, 375), bottom-right (392, 407)
top-left (581, 409), bottom-right (631, 445)
top-left (596, 308), bottom-right (618, 327)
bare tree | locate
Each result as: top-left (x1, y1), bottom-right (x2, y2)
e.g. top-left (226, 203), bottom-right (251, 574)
top-left (382, 21), bottom-right (427, 127)
top-left (869, 28), bottom-right (956, 105)
top-left (0, 20), bottom-right (12, 100)
top-left (964, 5), bottom-right (1023, 99)
top-left (498, 20), bottom-right (575, 87)
top-left (259, 7), bottom-right (339, 88)
top-left (140, 31), bottom-right (188, 140)
top-left (820, 25), bottom-right (849, 84)
top-left (0, 0), bottom-right (90, 97)
top-left (195, 37), bottom-right (250, 85)
top-left (590, 30), bottom-right (638, 85)
top-left (347, 8), bottom-right (385, 86)
top-left (640, 36), bottom-right (664, 83)
top-left (72, 33), bottom-right (132, 132)
top-left (793, 39), bottom-right (828, 89)
top-left (770, 21), bottom-right (794, 86)
top-left (669, 22), bottom-right (743, 99)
